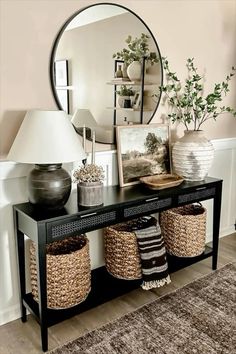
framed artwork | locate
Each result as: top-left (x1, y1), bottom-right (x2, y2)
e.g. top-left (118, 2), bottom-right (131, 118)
top-left (116, 124), bottom-right (171, 187)
top-left (56, 89), bottom-right (69, 113)
top-left (54, 60), bottom-right (68, 86)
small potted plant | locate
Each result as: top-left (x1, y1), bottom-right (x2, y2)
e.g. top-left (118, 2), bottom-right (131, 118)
top-left (113, 33), bottom-right (159, 81)
top-left (159, 57), bottom-right (236, 181)
top-left (73, 164), bottom-right (105, 207)
top-left (116, 85), bottom-right (135, 108)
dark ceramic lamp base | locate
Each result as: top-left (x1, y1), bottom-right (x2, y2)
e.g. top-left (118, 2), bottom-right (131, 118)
top-left (28, 164), bottom-right (71, 210)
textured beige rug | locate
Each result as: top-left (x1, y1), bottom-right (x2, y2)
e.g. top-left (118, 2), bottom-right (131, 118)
top-left (50, 263), bottom-right (236, 354)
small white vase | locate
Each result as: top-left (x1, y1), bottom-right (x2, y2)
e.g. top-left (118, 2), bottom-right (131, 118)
top-left (127, 61), bottom-right (142, 81)
top-left (172, 130), bottom-right (214, 181)
top-left (117, 95), bottom-right (130, 108)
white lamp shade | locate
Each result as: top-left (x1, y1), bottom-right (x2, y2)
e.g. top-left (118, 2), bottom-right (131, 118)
top-left (71, 109), bottom-right (98, 128)
top-left (7, 110), bottom-right (87, 164)
top-left (71, 109), bottom-right (114, 144)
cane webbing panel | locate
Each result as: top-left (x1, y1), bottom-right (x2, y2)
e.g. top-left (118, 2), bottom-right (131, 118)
top-left (124, 198), bottom-right (172, 218)
top-left (178, 187), bottom-right (215, 204)
top-left (51, 211), bottom-right (116, 239)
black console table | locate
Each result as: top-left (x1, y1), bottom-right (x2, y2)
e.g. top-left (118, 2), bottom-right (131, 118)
top-left (13, 177), bottom-right (222, 351)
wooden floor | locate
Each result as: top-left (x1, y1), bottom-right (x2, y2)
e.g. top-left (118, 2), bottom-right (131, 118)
top-left (0, 233), bottom-right (235, 354)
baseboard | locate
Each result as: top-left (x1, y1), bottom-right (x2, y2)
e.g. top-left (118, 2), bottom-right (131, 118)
top-left (206, 226), bottom-right (235, 243)
top-left (0, 304), bottom-right (21, 326)
top-left (219, 226), bottom-right (235, 238)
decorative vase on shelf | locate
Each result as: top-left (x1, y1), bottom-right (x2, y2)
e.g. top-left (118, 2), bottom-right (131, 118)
top-left (115, 65), bottom-right (123, 78)
top-left (172, 130), bottom-right (214, 181)
top-left (127, 61), bottom-right (142, 81)
top-left (77, 181), bottom-right (103, 207)
top-left (122, 63), bottom-right (129, 80)
top-left (117, 95), bottom-right (130, 108)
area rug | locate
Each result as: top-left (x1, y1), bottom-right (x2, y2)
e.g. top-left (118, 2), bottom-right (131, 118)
top-left (50, 263), bottom-right (236, 354)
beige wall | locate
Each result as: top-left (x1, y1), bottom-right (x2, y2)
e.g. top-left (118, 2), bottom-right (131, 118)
top-left (1, 0), bottom-right (236, 157)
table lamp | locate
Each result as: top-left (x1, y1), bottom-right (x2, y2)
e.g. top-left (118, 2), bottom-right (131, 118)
top-left (71, 109), bottom-right (114, 144)
top-left (7, 110), bottom-right (86, 210)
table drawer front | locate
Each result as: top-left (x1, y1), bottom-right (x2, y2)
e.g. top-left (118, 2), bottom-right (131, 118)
top-left (178, 187), bottom-right (216, 204)
top-left (124, 197), bottom-right (172, 219)
top-left (48, 210), bottom-right (117, 241)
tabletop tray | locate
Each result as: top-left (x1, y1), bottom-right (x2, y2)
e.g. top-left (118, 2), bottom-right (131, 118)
top-left (140, 174), bottom-right (184, 190)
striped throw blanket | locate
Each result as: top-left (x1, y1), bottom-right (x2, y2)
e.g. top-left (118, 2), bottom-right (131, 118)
top-left (134, 221), bottom-right (171, 290)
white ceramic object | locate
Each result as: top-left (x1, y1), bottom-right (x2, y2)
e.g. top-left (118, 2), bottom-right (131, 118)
top-left (117, 95), bottom-right (130, 108)
top-left (127, 61), bottom-right (142, 81)
top-left (172, 130), bottom-right (214, 181)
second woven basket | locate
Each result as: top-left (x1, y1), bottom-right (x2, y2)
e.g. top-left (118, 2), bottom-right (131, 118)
top-left (160, 204), bottom-right (206, 257)
top-left (104, 223), bottom-right (142, 280)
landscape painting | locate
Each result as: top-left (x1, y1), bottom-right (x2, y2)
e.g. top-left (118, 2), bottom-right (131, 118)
top-left (116, 124), bottom-right (171, 187)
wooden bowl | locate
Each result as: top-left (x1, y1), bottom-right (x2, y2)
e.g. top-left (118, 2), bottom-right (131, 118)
top-left (140, 174), bottom-right (184, 190)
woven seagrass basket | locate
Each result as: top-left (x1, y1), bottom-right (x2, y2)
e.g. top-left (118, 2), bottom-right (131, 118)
top-left (104, 223), bottom-right (142, 280)
top-left (160, 204), bottom-right (206, 257)
top-left (30, 235), bottom-right (91, 309)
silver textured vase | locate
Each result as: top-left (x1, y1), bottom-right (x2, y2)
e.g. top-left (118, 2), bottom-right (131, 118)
top-left (77, 181), bottom-right (103, 207)
top-left (172, 130), bottom-right (214, 181)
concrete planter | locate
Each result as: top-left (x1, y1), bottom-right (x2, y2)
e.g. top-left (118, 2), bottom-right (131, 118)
top-left (77, 181), bottom-right (103, 207)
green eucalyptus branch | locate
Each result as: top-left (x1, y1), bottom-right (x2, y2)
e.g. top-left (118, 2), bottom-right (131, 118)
top-left (159, 57), bottom-right (236, 130)
top-left (113, 33), bottom-right (159, 66)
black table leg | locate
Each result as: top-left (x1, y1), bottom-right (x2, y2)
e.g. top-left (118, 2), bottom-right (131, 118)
top-left (212, 181), bottom-right (222, 270)
top-left (36, 225), bottom-right (48, 352)
top-left (16, 228), bottom-right (27, 322)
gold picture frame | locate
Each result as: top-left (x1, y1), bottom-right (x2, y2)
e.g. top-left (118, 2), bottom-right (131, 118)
top-left (116, 124), bottom-right (171, 187)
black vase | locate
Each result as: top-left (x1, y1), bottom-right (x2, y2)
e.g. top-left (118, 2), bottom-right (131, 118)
top-left (124, 98), bottom-right (131, 108)
top-left (28, 164), bottom-right (71, 210)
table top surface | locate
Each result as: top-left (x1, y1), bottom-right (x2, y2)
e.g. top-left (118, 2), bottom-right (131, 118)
top-left (13, 177), bottom-right (222, 222)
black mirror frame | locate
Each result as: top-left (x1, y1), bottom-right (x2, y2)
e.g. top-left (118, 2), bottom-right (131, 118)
top-left (49, 2), bottom-right (163, 144)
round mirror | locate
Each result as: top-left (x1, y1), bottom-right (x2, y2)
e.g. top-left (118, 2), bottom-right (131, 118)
top-left (50, 3), bottom-right (163, 144)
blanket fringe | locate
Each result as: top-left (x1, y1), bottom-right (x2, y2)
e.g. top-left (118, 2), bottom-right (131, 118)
top-left (141, 275), bottom-right (171, 290)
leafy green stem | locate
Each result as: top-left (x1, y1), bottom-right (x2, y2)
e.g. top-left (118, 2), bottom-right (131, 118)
top-left (160, 58), bottom-right (236, 130)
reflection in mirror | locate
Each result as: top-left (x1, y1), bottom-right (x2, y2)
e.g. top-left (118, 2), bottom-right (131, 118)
top-left (50, 3), bottom-right (163, 144)
top-left (71, 109), bottom-right (114, 143)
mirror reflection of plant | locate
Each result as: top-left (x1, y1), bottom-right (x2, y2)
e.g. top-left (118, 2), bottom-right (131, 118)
top-left (113, 33), bottom-right (159, 66)
top-left (157, 57), bottom-right (236, 131)
top-left (116, 85), bottom-right (135, 96)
